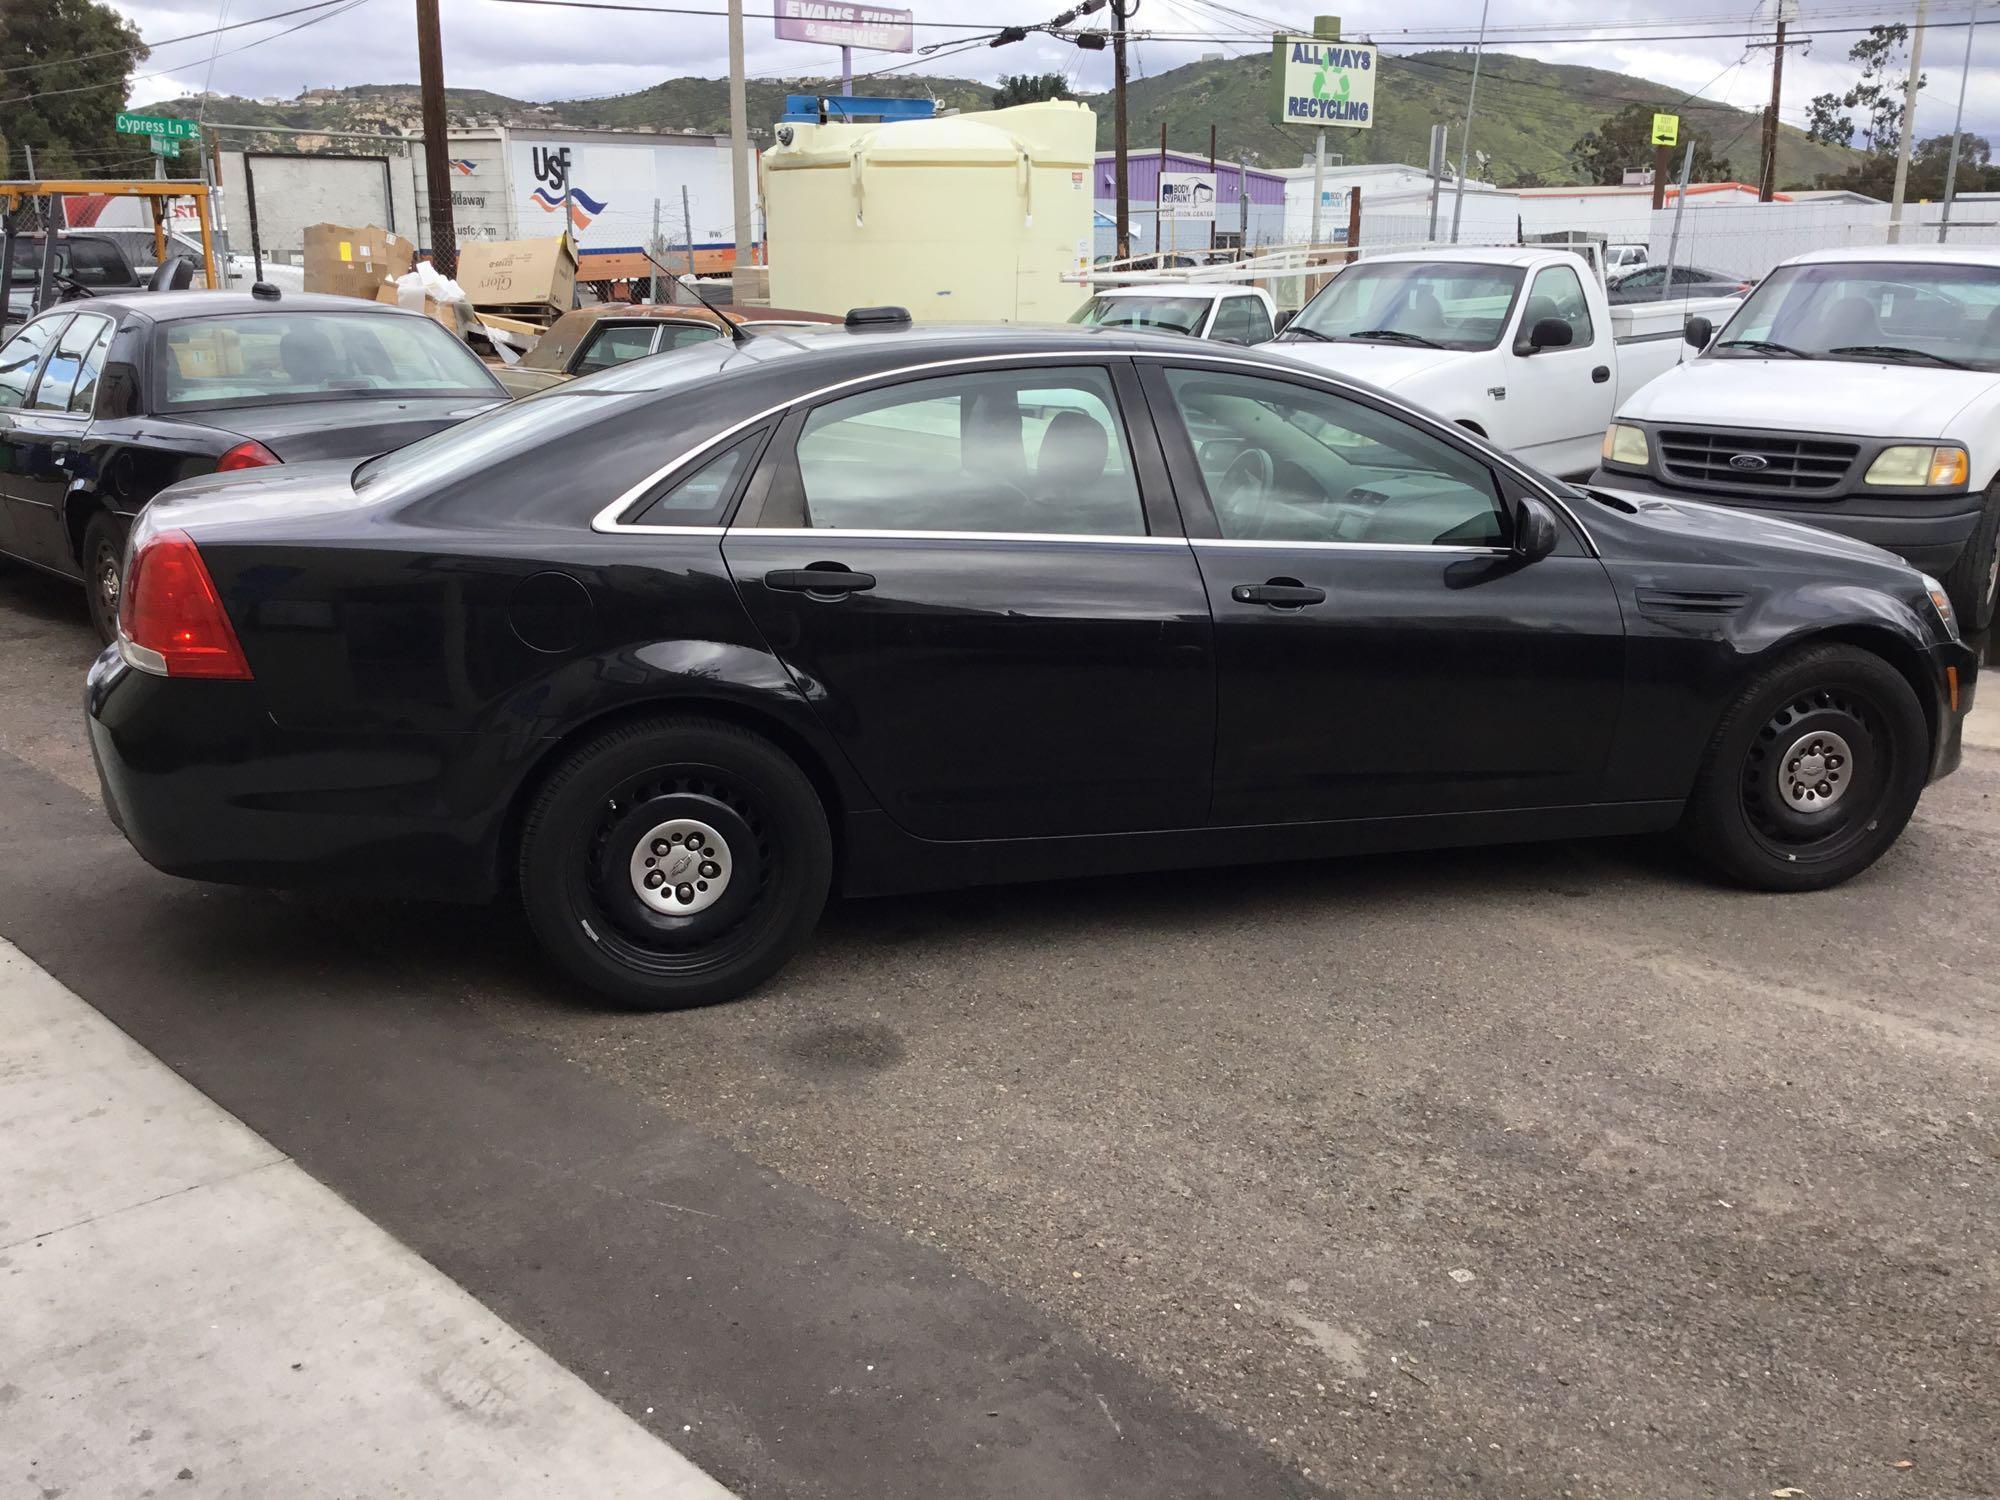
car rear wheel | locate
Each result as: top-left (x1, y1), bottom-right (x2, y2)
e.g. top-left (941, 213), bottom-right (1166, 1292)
top-left (518, 716), bottom-right (832, 1009)
top-left (1683, 643), bottom-right (1928, 892)
top-left (1940, 485), bottom-right (2000, 633)
top-left (81, 512), bottom-right (129, 646)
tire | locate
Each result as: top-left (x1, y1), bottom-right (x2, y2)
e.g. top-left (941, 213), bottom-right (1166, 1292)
top-left (1682, 642), bottom-right (1929, 892)
top-left (1940, 485), bottom-right (2000, 633)
top-left (81, 511), bottom-right (129, 646)
top-left (517, 715), bottom-right (832, 1009)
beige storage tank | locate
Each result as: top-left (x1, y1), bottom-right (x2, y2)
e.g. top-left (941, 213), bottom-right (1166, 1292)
top-left (761, 101), bottom-right (1095, 323)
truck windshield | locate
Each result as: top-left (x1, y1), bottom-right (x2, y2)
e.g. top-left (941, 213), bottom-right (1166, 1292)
top-left (1069, 295), bottom-right (1209, 336)
top-left (1284, 261), bottom-right (1526, 351)
top-left (1712, 260), bottom-right (2000, 372)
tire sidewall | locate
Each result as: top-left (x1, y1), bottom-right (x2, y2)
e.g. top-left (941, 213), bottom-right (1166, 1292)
top-left (81, 511), bottom-right (127, 646)
top-left (519, 720), bottom-right (831, 1009)
top-left (1692, 646), bottom-right (1928, 892)
top-left (1946, 486), bottom-right (2000, 633)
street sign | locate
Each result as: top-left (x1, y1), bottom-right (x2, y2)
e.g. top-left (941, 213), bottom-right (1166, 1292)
top-left (1651, 112), bottom-right (1680, 146)
top-left (1159, 172), bottom-right (1216, 222)
top-left (149, 135), bottom-right (181, 161)
top-left (117, 112), bottom-right (199, 141)
top-left (1270, 35), bottom-right (1378, 129)
top-left (772, 1), bottom-right (913, 53)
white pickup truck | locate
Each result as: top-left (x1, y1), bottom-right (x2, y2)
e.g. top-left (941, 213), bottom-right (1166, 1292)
top-left (1271, 247), bottom-right (1724, 478)
top-left (1593, 245), bottom-right (2000, 629)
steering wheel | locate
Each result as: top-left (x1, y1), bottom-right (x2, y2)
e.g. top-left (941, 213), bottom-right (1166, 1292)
top-left (1216, 446), bottom-right (1276, 536)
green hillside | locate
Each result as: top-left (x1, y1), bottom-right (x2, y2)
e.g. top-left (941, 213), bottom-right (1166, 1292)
top-left (156, 50), bottom-right (1855, 190)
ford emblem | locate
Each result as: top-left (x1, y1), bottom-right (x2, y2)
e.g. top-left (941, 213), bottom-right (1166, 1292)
top-left (1728, 453), bottom-right (1769, 471)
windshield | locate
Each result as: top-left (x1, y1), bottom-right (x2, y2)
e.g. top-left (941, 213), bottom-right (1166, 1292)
top-left (1284, 261), bottom-right (1526, 350)
top-left (1069, 295), bottom-right (1209, 336)
top-left (153, 312), bottom-right (502, 410)
top-left (1710, 259), bottom-right (2000, 371)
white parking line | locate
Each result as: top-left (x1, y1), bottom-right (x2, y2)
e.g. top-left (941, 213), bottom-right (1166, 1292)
top-left (0, 938), bottom-right (735, 1499)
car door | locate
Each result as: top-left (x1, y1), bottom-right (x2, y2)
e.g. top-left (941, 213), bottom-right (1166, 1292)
top-left (0, 312), bottom-right (72, 563)
top-left (1505, 262), bottom-right (1613, 476)
top-left (8, 311), bottom-right (114, 573)
top-left (723, 358), bottom-right (1216, 841)
top-left (1141, 359), bottom-right (1625, 825)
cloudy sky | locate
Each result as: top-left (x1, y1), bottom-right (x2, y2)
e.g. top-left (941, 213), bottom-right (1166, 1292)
top-left (111, 0), bottom-right (1999, 144)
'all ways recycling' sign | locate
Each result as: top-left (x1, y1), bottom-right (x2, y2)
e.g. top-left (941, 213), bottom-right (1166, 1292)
top-left (1271, 36), bottom-right (1378, 128)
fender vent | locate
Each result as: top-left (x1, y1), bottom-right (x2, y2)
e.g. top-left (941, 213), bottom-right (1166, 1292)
top-left (1635, 588), bottom-right (1749, 619)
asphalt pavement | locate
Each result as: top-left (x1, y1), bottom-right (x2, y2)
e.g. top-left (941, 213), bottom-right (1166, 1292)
top-left (0, 559), bottom-right (1993, 1499)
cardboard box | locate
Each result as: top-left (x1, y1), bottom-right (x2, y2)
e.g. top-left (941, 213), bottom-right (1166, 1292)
top-left (456, 235), bottom-right (579, 315)
top-left (303, 223), bottom-right (416, 300)
top-left (374, 283), bottom-right (477, 340)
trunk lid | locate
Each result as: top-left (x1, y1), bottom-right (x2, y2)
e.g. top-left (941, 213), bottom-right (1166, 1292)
top-left (180, 395), bottom-right (501, 462)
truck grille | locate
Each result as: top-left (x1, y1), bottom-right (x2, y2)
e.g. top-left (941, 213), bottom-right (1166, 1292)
top-left (1656, 428), bottom-right (1860, 494)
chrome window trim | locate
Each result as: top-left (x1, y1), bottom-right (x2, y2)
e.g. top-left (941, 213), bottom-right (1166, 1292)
top-left (732, 527), bottom-right (1185, 547)
top-left (589, 345), bottom-right (1599, 557)
top-left (1194, 538), bottom-right (1511, 556)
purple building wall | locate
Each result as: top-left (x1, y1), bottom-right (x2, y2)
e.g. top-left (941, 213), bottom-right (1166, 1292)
top-left (1093, 150), bottom-right (1289, 206)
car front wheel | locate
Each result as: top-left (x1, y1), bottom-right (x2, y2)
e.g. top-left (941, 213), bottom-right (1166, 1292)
top-left (518, 715), bottom-right (832, 1009)
top-left (1683, 643), bottom-right (1929, 892)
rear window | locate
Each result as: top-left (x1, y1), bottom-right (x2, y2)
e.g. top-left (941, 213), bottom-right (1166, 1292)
top-left (153, 311), bottom-right (501, 411)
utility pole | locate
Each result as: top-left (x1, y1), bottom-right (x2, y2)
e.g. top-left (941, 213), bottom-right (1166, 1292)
top-left (682, 185), bottom-right (697, 277)
top-left (1306, 16), bottom-right (1339, 250)
top-left (650, 197), bottom-right (662, 301)
top-left (415, 0), bottom-right (457, 276)
top-left (1112, 0), bottom-right (1131, 261)
top-left (1751, 2), bottom-right (1803, 202)
top-left (1208, 121), bottom-right (1217, 252)
top-left (1451, 0), bottom-right (1490, 243)
top-left (727, 0), bottom-right (753, 270)
top-left (1155, 121), bottom-right (1165, 256)
top-left (1939, 0), bottom-right (1979, 241)
top-left (1426, 123), bottom-right (1446, 241)
top-left (1888, 0), bottom-right (1929, 243)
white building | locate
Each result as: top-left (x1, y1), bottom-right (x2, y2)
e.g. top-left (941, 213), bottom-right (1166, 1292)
top-left (1276, 162), bottom-right (1518, 247)
top-left (1515, 181), bottom-right (1786, 246)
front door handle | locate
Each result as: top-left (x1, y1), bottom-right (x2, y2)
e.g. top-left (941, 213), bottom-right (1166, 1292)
top-left (1231, 578), bottom-right (1326, 608)
top-left (764, 565), bottom-right (877, 596)
top-left (1591, 365), bottom-right (1611, 384)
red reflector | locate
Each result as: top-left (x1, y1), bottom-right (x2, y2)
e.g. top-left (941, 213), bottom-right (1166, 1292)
top-left (216, 440), bottom-right (281, 472)
top-left (118, 529), bottom-right (253, 680)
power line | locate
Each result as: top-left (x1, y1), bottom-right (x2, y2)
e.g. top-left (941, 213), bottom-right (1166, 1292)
top-left (0, 0), bottom-right (360, 78)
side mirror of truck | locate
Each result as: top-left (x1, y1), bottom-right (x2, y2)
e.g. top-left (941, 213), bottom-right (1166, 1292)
top-left (1520, 317), bottom-right (1573, 354)
top-left (1274, 310), bottom-right (1295, 333)
top-left (1684, 314), bottom-right (1713, 350)
top-left (1513, 496), bottom-right (1561, 562)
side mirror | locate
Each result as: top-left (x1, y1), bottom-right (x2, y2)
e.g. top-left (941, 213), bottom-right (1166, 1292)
top-left (1274, 309), bottom-right (1296, 333)
top-left (1513, 495), bottom-right (1560, 562)
top-left (1684, 314), bottom-right (1713, 349)
top-left (1521, 317), bottom-right (1573, 353)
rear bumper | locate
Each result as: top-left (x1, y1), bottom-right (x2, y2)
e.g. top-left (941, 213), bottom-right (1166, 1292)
top-left (1588, 468), bottom-right (1985, 572)
top-left (87, 645), bottom-right (516, 900)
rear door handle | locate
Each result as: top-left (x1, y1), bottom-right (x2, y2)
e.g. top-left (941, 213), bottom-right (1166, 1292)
top-left (1591, 365), bottom-right (1611, 383)
top-left (1231, 579), bottom-right (1326, 608)
top-left (764, 566), bottom-right (877, 596)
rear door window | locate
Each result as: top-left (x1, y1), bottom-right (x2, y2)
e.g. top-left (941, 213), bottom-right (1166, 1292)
top-left (790, 366), bottom-right (1146, 536)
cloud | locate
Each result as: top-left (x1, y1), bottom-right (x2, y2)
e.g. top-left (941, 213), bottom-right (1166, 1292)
top-left (113, 0), bottom-right (2000, 144)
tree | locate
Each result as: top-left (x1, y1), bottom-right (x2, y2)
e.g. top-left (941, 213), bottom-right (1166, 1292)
top-left (1569, 104), bottom-right (1733, 187)
top-left (992, 73), bottom-right (1072, 110)
top-left (1805, 24), bottom-right (1924, 154)
top-left (1817, 131), bottom-right (2000, 198)
top-left (0, 0), bottom-right (149, 179)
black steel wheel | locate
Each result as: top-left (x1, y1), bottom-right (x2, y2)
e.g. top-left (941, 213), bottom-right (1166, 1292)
top-left (518, 716), bottom-right (831, 1008)
top-left (82, 511), bottom-right (128, 646)
top-left (1684, 643), bottom-right (1929, 891)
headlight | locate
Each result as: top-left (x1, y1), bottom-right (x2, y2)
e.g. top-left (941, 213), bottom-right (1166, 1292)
top-left (1922, 574), bottom-right (1960, 637)
top-left (1602, 423), bottom-right (1650, 468)
top-left (1865, 444), bottom-right (1970, 487)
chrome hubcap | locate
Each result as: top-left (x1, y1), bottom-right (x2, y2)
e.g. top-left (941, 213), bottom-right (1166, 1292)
top-left (627, 817), bottom-right (731, 914)
top-left (1776, 728), bottom-right (1853, 814)
top-left (99, 553), bottom-right (119, 609)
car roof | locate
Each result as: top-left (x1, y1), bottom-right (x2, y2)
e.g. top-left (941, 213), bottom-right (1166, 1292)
top-left (66, 289), bottom-right (434, 321)
top-left (1088, 284), bottom-right (1259, 302)
top-left (565, 301), bottom-right (840, 326)
top-left (1779, 245), bottom-right (2000, 270)
top-left (1368, 247), bottom-right (1564, 269)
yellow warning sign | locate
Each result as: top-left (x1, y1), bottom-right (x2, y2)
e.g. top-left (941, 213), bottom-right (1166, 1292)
top-left (1651, 112), bottom-right (1680, 146)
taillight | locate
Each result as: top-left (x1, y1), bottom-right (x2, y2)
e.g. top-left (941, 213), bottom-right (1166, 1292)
top-left (216, 440), bottom-right (280, 471)
top-left (118, 529), bottom-right (252, 680)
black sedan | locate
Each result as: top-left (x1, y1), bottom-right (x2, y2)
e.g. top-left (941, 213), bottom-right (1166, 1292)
top-left (0, 288), bottom-right (505, 639)
top-left (86, 319), bottom-right (1977, 1008)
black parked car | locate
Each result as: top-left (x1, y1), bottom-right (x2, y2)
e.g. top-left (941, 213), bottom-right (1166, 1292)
top-left (87, 320), bottom-right (1976, 1008)
top-left (0, 288), bottom-right (505, 639)
top-left (1606, 263), bottom-right (1751, 303)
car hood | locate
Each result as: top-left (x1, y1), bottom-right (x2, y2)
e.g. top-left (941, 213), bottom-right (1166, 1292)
top-left (179, 395), bottom-right (501, 461)
top-left (1618, 356), bottom-right (2000, 437)
top-left (1584, 484), bottom-right (1916, 573)
top-left (1267, 339), bottom-right (1467, 389)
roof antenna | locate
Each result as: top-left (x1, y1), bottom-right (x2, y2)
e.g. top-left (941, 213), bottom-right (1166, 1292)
top-left (658, 254), bottom-right (751, 348)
